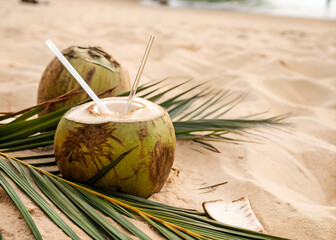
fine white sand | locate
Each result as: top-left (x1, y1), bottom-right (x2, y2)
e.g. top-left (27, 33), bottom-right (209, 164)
top-left (0, 0), bottom-right (336, 239)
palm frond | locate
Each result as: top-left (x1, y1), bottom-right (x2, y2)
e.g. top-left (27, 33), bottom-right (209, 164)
top-left (0, 152), bottom-right (288, 240)
top-left (43, 174), bottom-right (133, 240)
top-left (0, 78), bottom-right (286, 154)
top-left (29, 168), bottom-right (107, 240)
top-left (0, 153), bottom-right (146, 240)
top-left (73, 184), bottom-right (152, 240)
top-left (0, 155), bottom-right (81, 240)
top-left (0, 78), bottom-right (289, 239)
top-left (0, 174), bottom-right (42, 240)
top-left (0, 88), bottom-right (83, 122)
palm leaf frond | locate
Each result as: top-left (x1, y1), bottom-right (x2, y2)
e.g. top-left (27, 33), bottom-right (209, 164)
top-left (75, 185), bottom-right (152, 240)
top-left (29, 168), bottom-right (106, 240)
top-left (0, 78), bottom-right (286, 154)
top-left (45, 175), bottom-right (133, 240)
top-left (0, 131), bottom-right (55, 151)
top-left (0, 155), bottom-right (80, 240)
top-left (0, 174), bottom-right (42, 240)
top-left (0, 152), bottom-right (288, 240)
top-left (0, 78), bottom-right (288, 239)
top-left (0, 154), bottom-right (147, 240)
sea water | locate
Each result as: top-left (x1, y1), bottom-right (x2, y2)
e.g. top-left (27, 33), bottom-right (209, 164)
top-left (142, 0), bottom-right (336, 19)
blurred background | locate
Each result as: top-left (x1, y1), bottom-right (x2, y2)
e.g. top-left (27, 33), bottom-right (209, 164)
top-left (143, 0), bottom-right (336, 19)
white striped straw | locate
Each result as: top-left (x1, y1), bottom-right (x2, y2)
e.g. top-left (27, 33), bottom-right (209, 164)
top-left (45, 40), bottom-right (110, 113)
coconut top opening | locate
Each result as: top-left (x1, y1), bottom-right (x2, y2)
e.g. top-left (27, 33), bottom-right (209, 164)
top-left (65, 97), bottom-right (166, 124)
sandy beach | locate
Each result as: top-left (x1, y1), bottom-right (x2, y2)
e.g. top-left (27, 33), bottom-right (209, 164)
top-left (0, 0), bottom-right (336, 239)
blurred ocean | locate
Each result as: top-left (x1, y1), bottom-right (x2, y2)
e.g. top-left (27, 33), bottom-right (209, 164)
top-left (142, 0), bottom-right (336, 19)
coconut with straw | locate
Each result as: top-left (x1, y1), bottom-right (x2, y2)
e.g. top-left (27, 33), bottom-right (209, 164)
top-left (48, 37), bottom-right (176, 198)
top-left (38, 45), bottom-right (131, 116)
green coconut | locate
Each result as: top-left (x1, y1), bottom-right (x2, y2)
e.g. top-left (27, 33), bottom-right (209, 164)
top-left (54, 97), bottom-right (176, 198)
top-left (37, 46), bottom-right (131, 116)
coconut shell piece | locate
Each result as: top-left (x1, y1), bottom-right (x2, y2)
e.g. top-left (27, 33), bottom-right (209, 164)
top-left (203, 197), bottom-right (265, 233)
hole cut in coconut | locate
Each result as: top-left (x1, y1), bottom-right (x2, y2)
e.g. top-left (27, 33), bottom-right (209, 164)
top-left (65, 97), bottom-right (166, 124)
top-left (90, 100), bottom-right (144, 115)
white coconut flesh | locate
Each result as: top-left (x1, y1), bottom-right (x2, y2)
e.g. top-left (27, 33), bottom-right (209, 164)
top-left (65, 97), bottom-right (166, 124)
